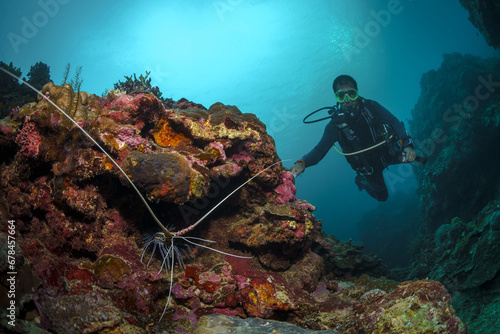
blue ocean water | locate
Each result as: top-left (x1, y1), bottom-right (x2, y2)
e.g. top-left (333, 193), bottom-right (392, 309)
top-left (1, 0), bottom-right (499, 240)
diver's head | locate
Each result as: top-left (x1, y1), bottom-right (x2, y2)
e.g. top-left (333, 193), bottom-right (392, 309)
top-left (333, 75), bottom-right (360, 111)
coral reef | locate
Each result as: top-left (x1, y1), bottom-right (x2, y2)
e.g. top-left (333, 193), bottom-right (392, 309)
top-left (0, 76), bottom-right (465, 333)
top-left (459, 0), bottom-right (500, 49)
top-left (408, 53), bottom-right (500, 333)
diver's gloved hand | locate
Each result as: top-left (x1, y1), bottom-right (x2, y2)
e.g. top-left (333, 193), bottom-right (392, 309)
top-left (290, 161), bottom-right (305, 177)
top-left (402, 147), bottom-right (416, 162)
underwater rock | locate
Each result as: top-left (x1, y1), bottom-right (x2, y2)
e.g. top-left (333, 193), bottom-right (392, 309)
top-left (408, 53), bottom-right (500, 333)
top-left (314, 234), bottom-right (390, 279)
top-left (412, 201), bottom-right (500, 291)
top-left (121, 151), bottom-right (208, 204)
top-left (351, 279), bottom-right (466, 333)
top-left (226, 202), bottom-right (318, 271)
top-left (194, 314), bottom-right (343, 334)
top-left (459, 0), bottom-right (500, 49)
top-left (35, 290), bottom-right (147, 334)
top-left (0, 81), bottom-right (465, 333)
top-left (162, 256), bottom-right (465, 333)
top-left (297, 278), bottom-right (466, 333)
top-left (409, 53), bottom-right (500, 231)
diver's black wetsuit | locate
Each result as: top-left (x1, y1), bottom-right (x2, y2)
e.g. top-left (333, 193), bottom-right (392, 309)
top-left (301, 99), bottom-right (413, 201)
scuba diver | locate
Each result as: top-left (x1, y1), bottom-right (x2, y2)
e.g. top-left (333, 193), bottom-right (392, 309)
top-left (290, 75), bottom-right (420, 201)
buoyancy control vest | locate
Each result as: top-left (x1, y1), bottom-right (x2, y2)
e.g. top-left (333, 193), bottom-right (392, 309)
top-left (331, 99), bottom-right (399, 174)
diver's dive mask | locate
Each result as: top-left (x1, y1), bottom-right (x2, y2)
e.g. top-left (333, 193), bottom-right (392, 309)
top-left (335, 88), bottom-right (359, 103)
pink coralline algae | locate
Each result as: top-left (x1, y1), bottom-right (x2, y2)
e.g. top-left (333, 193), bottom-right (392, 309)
top-left (230, 142), bottom-right (254, 163)
top-left (50, 111), bottom-right (61, 127)
top-left (116, 126), bottom-right (150, 151)
top-left (15, 118), bottom-right (41, 157)
top-left (0, 82), bottom-right (467, 333)
top-left (206, 141), bottom-right (226, 162)
top-left (210, 161), bottom-right (242, 179)
top-left (274, 170), bottom-right (296, 204)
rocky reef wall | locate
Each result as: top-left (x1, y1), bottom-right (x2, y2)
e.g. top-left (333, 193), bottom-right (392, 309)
top-left (409, 53), bottom-right (500, 232)
top-left (0, 73), bottom-right (466, 333)
top-left (408, 53), bottom-right (500, 333)
top-left (459, 0), bottom-right (500, 49)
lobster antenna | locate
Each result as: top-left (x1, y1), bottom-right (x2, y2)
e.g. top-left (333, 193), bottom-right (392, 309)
top-left (175, 159), bottom-right (290, 236)
top-left (0, 67), bottom-right (170, 235)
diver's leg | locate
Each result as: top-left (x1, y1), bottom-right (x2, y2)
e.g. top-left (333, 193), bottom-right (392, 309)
top-left (355, 171), bottom-right (388, 201)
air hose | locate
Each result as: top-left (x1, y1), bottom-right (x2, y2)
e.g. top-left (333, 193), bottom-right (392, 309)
top-left (332, 139), bottom-right (387, 156)
top-left (302, 106), bottom-right (427, 164)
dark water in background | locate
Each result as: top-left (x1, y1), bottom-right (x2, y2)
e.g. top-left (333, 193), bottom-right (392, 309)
top-left (1, 0), bottom-right (499, 241)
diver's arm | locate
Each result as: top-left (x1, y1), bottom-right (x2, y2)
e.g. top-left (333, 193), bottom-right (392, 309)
top-left (368, 100), bottom-right (414, 148)
top-left (300, 120), bottom-right (339, 168)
